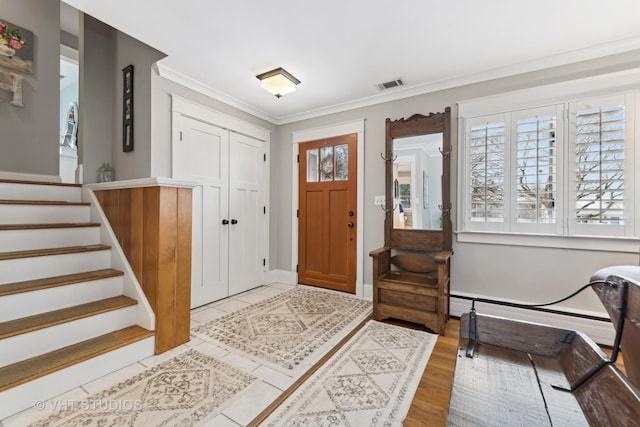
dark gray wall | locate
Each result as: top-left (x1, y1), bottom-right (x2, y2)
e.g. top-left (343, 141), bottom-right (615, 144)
top-left (79, 14), bottom-right (115, 183)
top-left (113, 32), bottom-right (165, 181)
top-left (0, 0), bottom-right (60, 176)
top-left (79, 14), bottom-right (165, 183)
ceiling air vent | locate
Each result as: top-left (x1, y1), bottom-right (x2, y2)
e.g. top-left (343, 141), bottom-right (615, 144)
top-left (378, 78), bottom-right (405, 91)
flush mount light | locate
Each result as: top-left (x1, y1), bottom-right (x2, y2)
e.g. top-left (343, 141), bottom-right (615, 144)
top-left (256, 67), bottom-right (300, 98)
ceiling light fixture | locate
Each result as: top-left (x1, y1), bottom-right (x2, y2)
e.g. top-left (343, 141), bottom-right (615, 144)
top-left (256, 67), bottom-right (300, 98)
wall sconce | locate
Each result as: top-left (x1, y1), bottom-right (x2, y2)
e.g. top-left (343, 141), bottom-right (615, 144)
top-left (256, 67), bottom-right (300, 98)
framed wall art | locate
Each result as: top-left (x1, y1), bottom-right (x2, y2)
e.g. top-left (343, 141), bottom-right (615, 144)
top-left (122, 64), bottom-right (134, 152)
top-left (0, 19), bottom-right (34, 74)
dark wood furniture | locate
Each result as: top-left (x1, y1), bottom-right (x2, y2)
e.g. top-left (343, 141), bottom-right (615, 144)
top-left (370, 108), bottom-right (452, 335)
top-left (447, 266), bottom-right (640, 426)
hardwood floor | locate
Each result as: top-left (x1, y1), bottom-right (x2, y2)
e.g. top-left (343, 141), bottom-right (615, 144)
top-left (391, 318), bottom-right (459, 427)
top-left (397, 317), bottom-right (626, 427)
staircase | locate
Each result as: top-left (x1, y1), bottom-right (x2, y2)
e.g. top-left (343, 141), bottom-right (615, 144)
top-left (0, 179), bottom-right (155, 420)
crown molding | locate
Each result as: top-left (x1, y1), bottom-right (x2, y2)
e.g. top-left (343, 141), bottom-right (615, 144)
top-left (156, 63), bottom-right (279, 124)
top-left (158, 35), bottom-right (640, 126)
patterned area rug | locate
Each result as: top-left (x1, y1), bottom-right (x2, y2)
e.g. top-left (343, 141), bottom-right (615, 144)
top-left (29, 349), bottom-right (256, 427)
top-left (262, 320), bottom-right (437, 426)
top-left (192, 286), bottom-right (372, 376)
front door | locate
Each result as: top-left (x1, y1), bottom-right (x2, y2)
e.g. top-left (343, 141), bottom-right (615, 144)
top-left (298, 134), bottom-right (357, 293)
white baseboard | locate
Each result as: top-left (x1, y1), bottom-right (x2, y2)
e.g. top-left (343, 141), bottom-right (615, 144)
top-left (0, 171), bottom-right (62, 183)
top-left (268, 269), bottom-right (297, 286)
top-left (450, 295), bottom-right (615, 346)
top-left (263, 270), bottom-right (277, 285)
top-left (362, 283), bottom-right (373, 301)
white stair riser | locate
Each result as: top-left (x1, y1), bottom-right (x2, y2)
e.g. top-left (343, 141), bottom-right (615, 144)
top-left (0, 305), bottom-right (137, 367)
top-left (0, 277), bottom-right (123, 322)
top-left (0, 227), bottom-right (100, 252)
top-left (0, 336), bottom-right (154, 420)
top-left (0, 250), bottom-right (111, 285)
top-left (0, 183), bottom-right (81, 203)
top-left (0, 204), bottom-right (89, 224)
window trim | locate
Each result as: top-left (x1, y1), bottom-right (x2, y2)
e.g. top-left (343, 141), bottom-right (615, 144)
top-left (457, 69), bottom-right (640, 250)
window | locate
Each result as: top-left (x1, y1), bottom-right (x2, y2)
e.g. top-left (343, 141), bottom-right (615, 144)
top-left (461, 93), bottom-right (636, 240)
top-left (569, 95), bottom-right (634, 237)
top-left (469, 119), bottom-right (506, 224)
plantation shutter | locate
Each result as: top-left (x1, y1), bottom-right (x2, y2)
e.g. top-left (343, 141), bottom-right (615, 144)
top-left (469, 119), bottom-right (506, 226)
top-left (574, 105), bottom-right (625, 224)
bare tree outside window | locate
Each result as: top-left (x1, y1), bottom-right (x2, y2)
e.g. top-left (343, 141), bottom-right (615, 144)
top-left (470, 123), bottom-right (505, 222)
top-left (515, 116), bottom-right (556, 224)
top-left (575, 106), bottom-right (625, 224)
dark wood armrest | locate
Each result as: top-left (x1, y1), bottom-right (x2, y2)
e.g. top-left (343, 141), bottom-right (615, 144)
top-left (434, 250), bottom-right (452, 264)
top-left (370, 247), bottom-right (390, 278)
top-left (369, 247), bottom-right (390, 257)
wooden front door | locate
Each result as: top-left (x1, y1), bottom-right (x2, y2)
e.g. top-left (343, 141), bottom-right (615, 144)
top-left (298, 134), bottom-right (357, 293)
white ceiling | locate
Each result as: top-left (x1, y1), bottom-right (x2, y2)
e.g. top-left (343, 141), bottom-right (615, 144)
top-left (61, 0), bottom-right (640, 124)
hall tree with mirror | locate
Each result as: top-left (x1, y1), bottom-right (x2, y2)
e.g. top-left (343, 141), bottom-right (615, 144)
top-left (370, 107), bottom-right (452, 334)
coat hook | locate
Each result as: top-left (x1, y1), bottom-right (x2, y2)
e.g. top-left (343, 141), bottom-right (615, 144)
top-left (379, 204), bottom-right (397, 214)
top-left (438, 203), bottom-right (452, 216)
top-left (438, 145), bottom-right (453, 158)
top-left (380, 153), bottom-right (397, 163)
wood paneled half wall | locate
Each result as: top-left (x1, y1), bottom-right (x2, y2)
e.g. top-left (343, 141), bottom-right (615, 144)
top-left (94, 183), bottom-right (192, 354)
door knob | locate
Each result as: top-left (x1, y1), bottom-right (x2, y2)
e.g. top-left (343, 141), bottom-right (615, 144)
top-left (231, 219), bottom-right (238, 225)
top-left (348, 211), bottom-right (354, 216)
top-left (348, 222), bottom-right (354, 228)
top-left (222, 219), bottom-right (229, 225)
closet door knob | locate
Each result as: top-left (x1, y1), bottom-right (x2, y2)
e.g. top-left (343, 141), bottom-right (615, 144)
top-left (348, 222), bottom-right (354, 228)
top-left (231, 219), bottom-right (238, 225)
top-left (222, 219), bottom-right (229, 225)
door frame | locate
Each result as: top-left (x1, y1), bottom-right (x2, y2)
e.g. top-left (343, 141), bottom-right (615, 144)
top-left (291, 119), bottom-right (365, 297)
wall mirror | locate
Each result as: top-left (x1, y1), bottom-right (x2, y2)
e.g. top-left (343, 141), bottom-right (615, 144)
top-left (384, 107), bottom-right (452, 251)
top-left (393, 133), bottom-right (443, 230)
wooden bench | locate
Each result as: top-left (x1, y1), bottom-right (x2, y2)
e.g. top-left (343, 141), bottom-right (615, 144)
top-left (370, 249), bottom-right (451, 334)
top-left (446, 267), bottom-right (640, 426)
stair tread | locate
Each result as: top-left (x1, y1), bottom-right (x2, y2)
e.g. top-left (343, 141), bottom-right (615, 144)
top-left (0, 199), bottom-right (89, 206)
top-left (0, 179), bottom-right (81, 188)
top-left (0, 269), bottom-right (123, 297)
top-left (0, 295), bottom-right (137, 339)
top-left (0, 244), bottom-right (111, 261)
top-left (0, 325), bottom-right (153, 391)
top-left (0, 222), bottom-right (100, 230)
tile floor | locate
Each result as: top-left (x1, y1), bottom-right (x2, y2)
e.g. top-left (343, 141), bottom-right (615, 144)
top-left (1, 281), bottom-right (300, 427)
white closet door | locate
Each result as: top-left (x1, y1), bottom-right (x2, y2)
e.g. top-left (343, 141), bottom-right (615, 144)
top-left (173, 117), bottom-right (230, 308)
top-left (228, 132), bottom-right (266, 295)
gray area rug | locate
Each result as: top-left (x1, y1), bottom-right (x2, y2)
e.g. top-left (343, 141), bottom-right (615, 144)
top-left (28, 349), bottom-right (257, 427)
top-left (263, 320), bottom-right (437, 426)
top-left (192, 286), bottom-right (372, 376)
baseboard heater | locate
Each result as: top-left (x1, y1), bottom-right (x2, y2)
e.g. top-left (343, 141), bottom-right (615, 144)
top-left (450, 293), bottom-right (611, 323)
